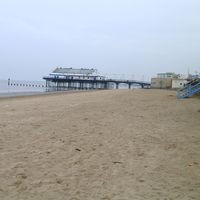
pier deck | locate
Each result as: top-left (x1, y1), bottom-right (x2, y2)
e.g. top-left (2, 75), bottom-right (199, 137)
top-left (43, 76), bottom-right (151, 89)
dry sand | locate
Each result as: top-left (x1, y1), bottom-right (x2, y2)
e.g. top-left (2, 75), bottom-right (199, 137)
top-left (0, 89), bottom-right (200, 200)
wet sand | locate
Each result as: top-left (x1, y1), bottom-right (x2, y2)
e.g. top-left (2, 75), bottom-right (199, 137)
top-left (0, 89), bottom-right (200, 200)
top-left (0, 89), bottom-right (88, 98)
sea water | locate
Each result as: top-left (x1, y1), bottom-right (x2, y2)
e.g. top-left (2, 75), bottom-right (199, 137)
top-left (0, 79), bottom-right (46, 95)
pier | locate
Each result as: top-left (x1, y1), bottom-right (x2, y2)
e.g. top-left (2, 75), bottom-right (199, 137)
top-left (43, 76), bottom-right (150, 90)
top-left (43, 68), bottom-right (151, 90)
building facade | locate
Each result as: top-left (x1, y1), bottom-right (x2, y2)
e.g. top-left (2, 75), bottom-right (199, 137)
top-left (151, 72), bottom-right (189, 89)
top-left (157, 72), bottom-right (178, 79)
top-left (49, 67), bottom-right (105, 80)
top-left (172, 79), bottom-right (188, 89)
top-left (151, 78), bottom-right (172, 89)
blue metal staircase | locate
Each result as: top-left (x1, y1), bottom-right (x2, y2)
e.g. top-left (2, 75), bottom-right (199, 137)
top-left (177, 79), bottom-right (200, 99)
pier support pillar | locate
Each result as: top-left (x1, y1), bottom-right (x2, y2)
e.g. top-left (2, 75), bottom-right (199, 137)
top-left (56, 82), bottom-right (59, 91)
top-left (92, 83), bottom-right (94, 89)
top-left (105, 82), bottom-right (108, 89)
top-left (116, 83), bottom-right (119, 89)
top-left (128, 83), bottom-right (131, 89)
top-left (78, 82), bottom-right (81, 89)
top-left (80, 82), bottom-right (83, 89)
top-left (68, 82), bottom-right (71, 89)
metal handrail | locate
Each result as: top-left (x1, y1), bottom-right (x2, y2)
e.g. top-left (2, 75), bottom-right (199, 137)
top-left (177, 80), bottom-right (200, 98)
top-left (43, 76), bottom-right (151, 85)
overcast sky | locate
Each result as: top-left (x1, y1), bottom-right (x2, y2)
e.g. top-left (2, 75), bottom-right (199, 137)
top-left (0, 0), bottom-right (200, 81)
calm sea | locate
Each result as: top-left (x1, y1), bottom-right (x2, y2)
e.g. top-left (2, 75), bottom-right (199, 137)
top-left (0, 79), bottom-right (141, 97)
top-left (0, 79), bottom-right (46, 95)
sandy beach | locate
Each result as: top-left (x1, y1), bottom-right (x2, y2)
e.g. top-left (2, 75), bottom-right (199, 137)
top-left (0, 89), bottom-right (199, 200)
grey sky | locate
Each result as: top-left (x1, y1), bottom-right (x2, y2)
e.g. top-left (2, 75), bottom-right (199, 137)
top-left (0, 0), bottom-right (200, 81)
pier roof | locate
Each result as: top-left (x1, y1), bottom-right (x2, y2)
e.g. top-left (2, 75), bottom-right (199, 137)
top-left (53, 68), bottom-right (97, 75)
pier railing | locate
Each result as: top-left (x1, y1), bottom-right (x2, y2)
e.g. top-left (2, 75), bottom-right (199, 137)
top-left (43, 76), bottom-right (151, 90)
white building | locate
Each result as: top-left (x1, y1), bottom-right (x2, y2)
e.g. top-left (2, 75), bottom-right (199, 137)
top-left (172, 79), bottom-right (188, 89)
top-left (157, 72), bottom-right (178, 79)
top-left (49, 67), bottom-right (105, 80)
